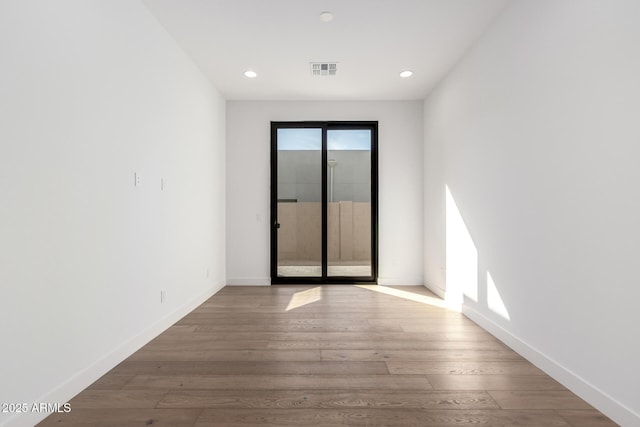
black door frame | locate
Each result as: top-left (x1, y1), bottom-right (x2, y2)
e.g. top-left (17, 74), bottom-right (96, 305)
top-left (270, 121), bottom-right (378, 284)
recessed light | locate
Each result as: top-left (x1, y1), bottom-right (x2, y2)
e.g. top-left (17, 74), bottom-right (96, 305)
top-left (320, 11), bottom-right (334, 22)
top-left (399, 70), bottom-right (413, 78)
top-left (244, 70), bottom-right (257, 78)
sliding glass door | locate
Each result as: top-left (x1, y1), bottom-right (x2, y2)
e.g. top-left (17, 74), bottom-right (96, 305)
top-left (327, 128), bottom-right (373, 278)
top-left (271, 122), bottom-right (377, 284)
top-left (273, 126), bottom-right (323, 278)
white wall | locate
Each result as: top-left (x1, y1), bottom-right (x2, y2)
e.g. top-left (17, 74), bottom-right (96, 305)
top-left (227, 101), bottom-right (423, 285)
top-left (0, 2), bottom-right (225, 426)
top-left (423, 0), bottom-right (640, 425)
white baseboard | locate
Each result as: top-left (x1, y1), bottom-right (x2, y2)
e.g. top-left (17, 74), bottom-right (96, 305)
top-left (423, 282), bottom-right (462, 312)
top-left (377, 276), bottom-right (423, 286)
top-left (226, 277), bottom-right (271, 286)
top-left (424, 282), bottom-right (446, 299)
top-left (4, 281), bottom-right (225, 427)
top-left (227, 277), bottom-right (424, 287)
top-left (462, 304), bottom-right (639, 427)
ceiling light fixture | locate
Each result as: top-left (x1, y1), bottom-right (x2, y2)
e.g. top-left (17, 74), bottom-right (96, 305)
top-left (399, 70), bottom-right (413, 78)
top-left (244, 70), bottom-right (257, 78)
top-left (319, 11), bottom-right (334, 22)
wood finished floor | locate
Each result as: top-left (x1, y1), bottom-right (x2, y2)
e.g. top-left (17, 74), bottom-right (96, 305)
top-left (38, 285), bottom-right (617, 426)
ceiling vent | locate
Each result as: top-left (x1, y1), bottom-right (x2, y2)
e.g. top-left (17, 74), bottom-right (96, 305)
top-left (311, 62), bottom-right (338, 76)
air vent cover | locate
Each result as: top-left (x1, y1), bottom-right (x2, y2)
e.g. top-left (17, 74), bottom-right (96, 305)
top-left (311, 62), bottom-right (338, 76)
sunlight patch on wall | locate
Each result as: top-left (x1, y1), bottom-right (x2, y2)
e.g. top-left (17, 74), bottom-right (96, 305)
top-left (445, 185), bottom-right (478, 304)
top-left (487, 271), bottom-right (510, 320)
top-left (286, 286), bottom-right (323, 311)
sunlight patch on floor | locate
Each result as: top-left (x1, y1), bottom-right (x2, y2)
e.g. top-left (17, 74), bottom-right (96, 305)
top-left (356, 285), bottom-right (460, 311)
top-left (286, 286), bottom-right (323, 311)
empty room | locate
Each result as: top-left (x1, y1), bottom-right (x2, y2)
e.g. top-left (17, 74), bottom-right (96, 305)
top-left (1, 0), bottom-right (638, 426)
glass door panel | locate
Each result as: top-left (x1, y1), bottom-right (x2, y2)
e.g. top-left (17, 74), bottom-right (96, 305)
top-left (327, 129), bottom-right (372, 277)
top-left (276, 128), bottom-right (322, 277)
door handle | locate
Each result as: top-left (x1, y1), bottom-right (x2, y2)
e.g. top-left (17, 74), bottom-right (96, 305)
top-left (274, 222), bottom-right (280, 229)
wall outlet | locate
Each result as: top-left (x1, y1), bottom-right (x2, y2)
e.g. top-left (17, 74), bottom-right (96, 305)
top-left (206, 268), bottom-right (210, 278)
top-left (134, 172), bottom-right (141, 187)
top-left (160, 290), bottom-right (165, 303)
top-left (161, 178), bottom-right (165, 191)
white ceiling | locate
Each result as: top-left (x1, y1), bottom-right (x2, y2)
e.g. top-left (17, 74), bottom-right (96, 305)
top-left (143, 0), bottom-right (510, 100)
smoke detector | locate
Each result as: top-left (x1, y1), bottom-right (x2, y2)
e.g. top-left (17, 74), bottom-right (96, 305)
top-left (311, 62), bottom-right (338, 76)
top-left (319, 11), bottom-right (334, 22)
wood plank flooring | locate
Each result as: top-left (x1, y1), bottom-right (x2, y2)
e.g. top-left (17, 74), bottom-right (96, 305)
top-left (38, 285), bottom-right (617, 426)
